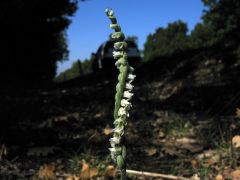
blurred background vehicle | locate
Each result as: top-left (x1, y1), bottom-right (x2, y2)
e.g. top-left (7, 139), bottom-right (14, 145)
top-left (92, 40), bottom-right (141, 72)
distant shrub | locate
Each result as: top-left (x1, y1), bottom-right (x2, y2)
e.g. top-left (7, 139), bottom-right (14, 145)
top-left (144, 20), bottom-right (189, 61)
top-left (55, 59), bottom-right (92, 82)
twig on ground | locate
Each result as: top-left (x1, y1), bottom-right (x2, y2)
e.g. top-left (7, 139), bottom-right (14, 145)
top-left (126, 169), bottom-right (190, 180)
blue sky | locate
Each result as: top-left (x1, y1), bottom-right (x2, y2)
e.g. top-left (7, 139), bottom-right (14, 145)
top-left (57, 0), bottom-right (205, 74)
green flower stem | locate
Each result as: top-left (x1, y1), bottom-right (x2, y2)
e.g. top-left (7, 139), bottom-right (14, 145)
top-left (106, 9), bottom-right (136, 180)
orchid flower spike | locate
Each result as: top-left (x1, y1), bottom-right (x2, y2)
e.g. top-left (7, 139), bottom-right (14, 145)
top-left (106, 8), bottom-right (136, 180)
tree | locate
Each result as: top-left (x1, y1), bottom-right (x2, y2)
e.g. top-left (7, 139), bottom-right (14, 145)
top-left (144, 20), bottom-right (189, 61)
top-left (201, 0), bottom-right (240, 67)
top-left (190, 23), bottom-right (215, 48)
top-left (202, 0), bottom-right (240, 47)
top-left (0, 0), bottom-right (78, 88)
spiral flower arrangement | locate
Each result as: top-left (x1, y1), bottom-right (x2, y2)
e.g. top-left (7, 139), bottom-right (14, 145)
top-left (105, 9), bottom-right (136, 179)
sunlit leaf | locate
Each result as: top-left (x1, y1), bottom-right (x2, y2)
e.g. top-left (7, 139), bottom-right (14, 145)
top-left (232, 135), bottom-right (240, 149)
top-left (191, 174), bottom-right (200, 180)
top-left (236, 108), bottom-right (240, 118)
top-left (191, 159), bottom-right (199, 169)
top-left (105, 165), bottom-right (116, 177)
top-left (80, 159), bottom-right (99, 179)
top-left (215, 174), bottom-right (223, 180)
top-left (103, 125), bottom-right (112, 135)
top-left (89, 167), bottom-right (98, 178)
top-left (36, 164), bottom-right (56, 179)
top-left (66, 175), bottom-right (80, 180)
top-left (145, 147), bottom-right (157, 156)
top-left (231, 170), bottom-right (240, 179)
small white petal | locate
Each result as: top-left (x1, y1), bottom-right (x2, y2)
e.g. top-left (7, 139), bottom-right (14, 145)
top-left (109, 9), bottom-right (114, 16)
top-left (113, 124), bottom-right (124, 131)
top-left (121, 99), bottom-right (131, 107)
top-left (110, 152), bottom-right (116, 161)
top-left (113, 126), bottom-right (124, 134)
top-left (114, 130), bottom-right (124, 135)
top-left (127, 74), bottom-right (136, 80)
top-left (113, 118), bottom-right (122, 125)
top-left (110, 140), bottom-right (119, 148)
top-left (110, 137), bottom-right (120, 144)
top-left (109, 148), bottom-right (116, 152)
top-left (113, 51), bottom-right (123, 59)
top-left (118, 107), bottom-right (126, 116)
top-left (114, 44), bottom-right (123, 50)
top-left (125, 83), bottom-right (134, 90)
top-left (123, 91), bottom-right (133, 99)
top-left (114, 42), bottom-right (127, 50)
top-left (129, 66), bottom-right (134, 73)
top-left (127, 74), bottom-right (136, 84)
top-left (110, 141), bottom-right (115, 148)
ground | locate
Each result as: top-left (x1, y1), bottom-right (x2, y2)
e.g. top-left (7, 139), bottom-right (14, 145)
top-left (1, 54), bottom-right (240, 179)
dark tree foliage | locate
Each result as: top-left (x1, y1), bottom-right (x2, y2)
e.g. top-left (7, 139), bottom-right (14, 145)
top-left (144, 20), bottom-right (189, 61)
top-left (190, 23), bottom-right (216, 48)
top-left (144, 0), bottom-right (240, 63)
top-left (0, 0), bottom-right (78, 88)
top-left (202, 0), bottom-right (240, 48)
top-left (200, 0), bottom-right (240, 68)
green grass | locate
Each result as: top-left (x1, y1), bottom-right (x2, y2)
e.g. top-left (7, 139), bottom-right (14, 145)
top-left (165, 119), bottom-right (193, 138)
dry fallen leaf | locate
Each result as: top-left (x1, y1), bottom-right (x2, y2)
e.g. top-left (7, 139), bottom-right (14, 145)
top-left (176, 138), bottom-right (203, 153)
top-left (231, 170), bottom-right (240, 179)
top-left (191, 174), bottom-right (200, 180)
top-left (162, 146), bottom-right (181, 156)
top-left (215, 174), bottom-right (224, 180)
top-left (80, 159), bottom-right (99, 179)
top-left (236, 108), bottom-right (240, 118)
top-left (94, 112), bottom-right (103, 118)
top-left (232, 135), bottom-right (240, 149)
top-left (105, 165), bottom-right (117, 177)
top-left (191, 159), bottom-right (199, 169)
top-left (66, 176), bottom-right (72, 180)
top-left (36, 164), bottom-right (56, 179)
top-left (145, 147), bottom-right (157, 156)
top-left (89, 167), bottom-right (98, 178)
top-left (66, 175), bottom-right (80, 180)
top-left (103, 125), bottom-right (112, 136)
top-left (230, 124), bottom-right (237, 130)
top-left (157, 130), bottom-right (165, 138)
top-left (204, 153), bottom-right (221, 166)
top-left (82, 159), bottom-right (88, 171)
